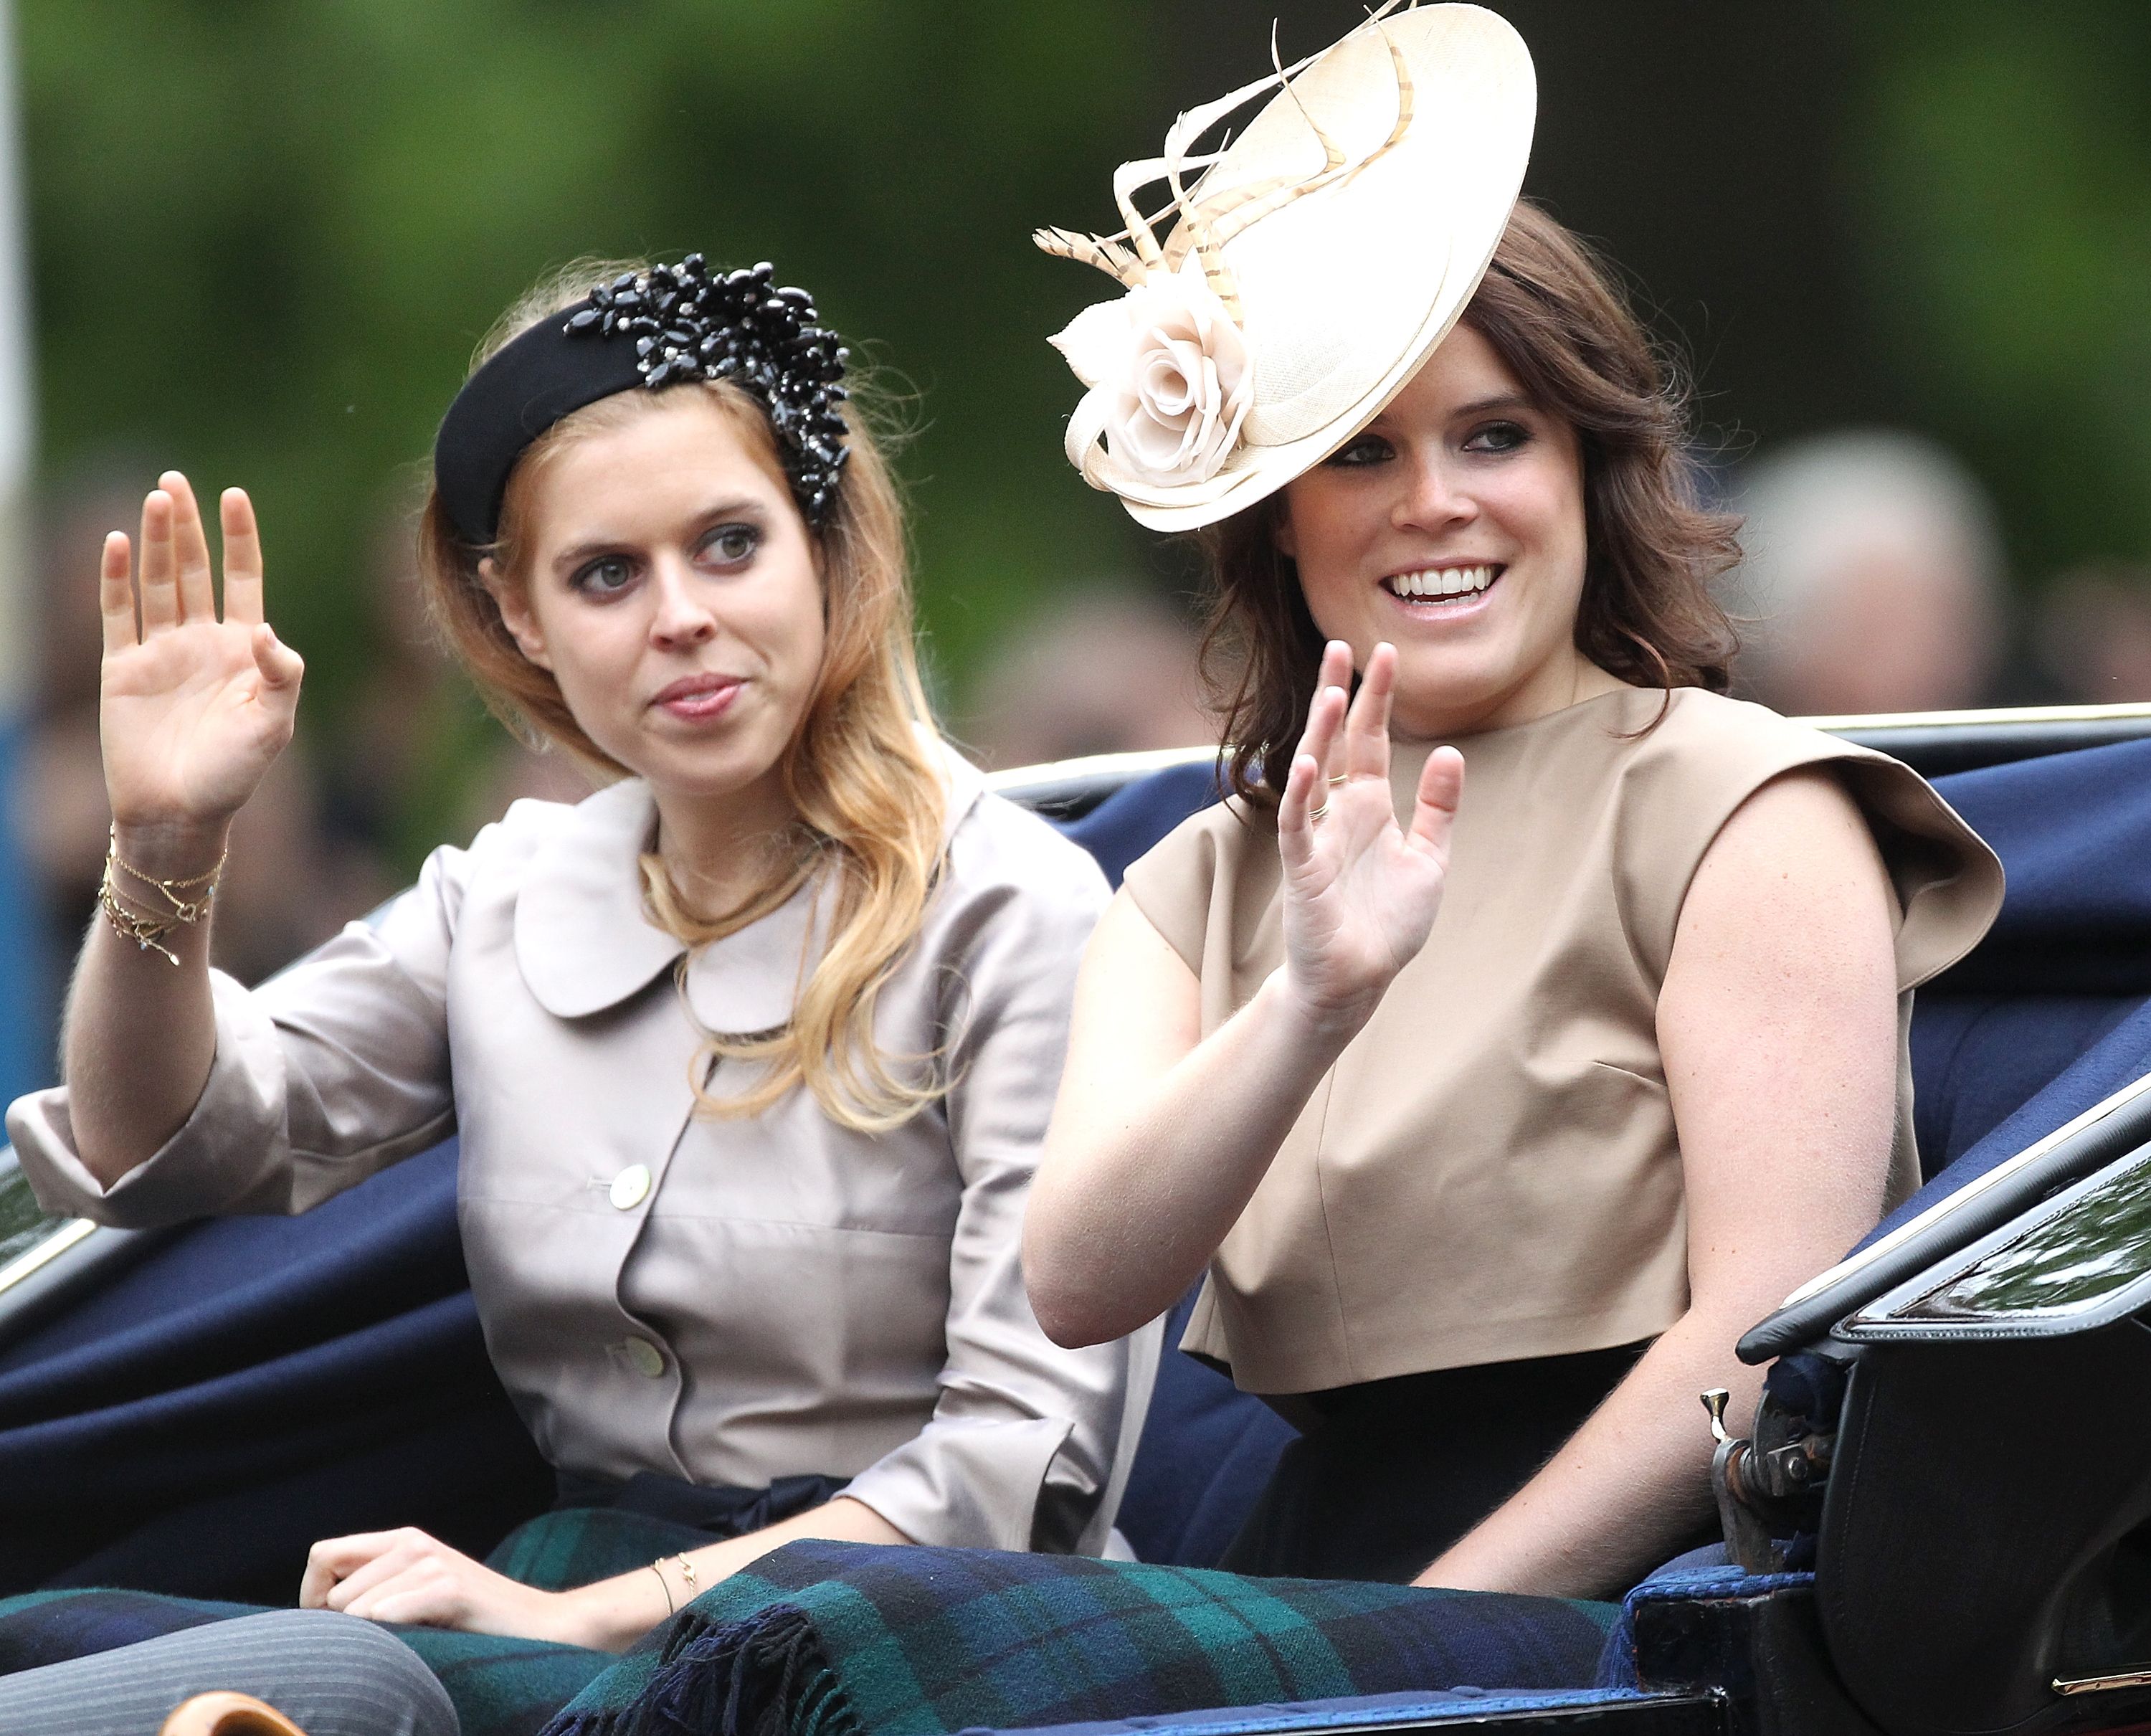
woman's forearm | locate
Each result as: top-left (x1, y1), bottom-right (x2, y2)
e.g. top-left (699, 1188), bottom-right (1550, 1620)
top-left (1029, 653), bottom-right (1461, 1350)
top-left (1028, 969), bottom-right (1364, 1349)
top-left (563, 1497), bottom-right (908, 1652)
top-left (60, 819), bottom-right (230, 1189)
top-left (1414, 1310), bottom-right (1752, 1600)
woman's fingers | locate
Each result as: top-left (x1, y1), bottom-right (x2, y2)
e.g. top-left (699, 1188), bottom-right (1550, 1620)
top-left (251, 623), bottom-right (303, 701)
top-left (219, 487), bottom-right (265, 625)
top-left (1296, 678), bottom-right (1347, 801)
top-left (99, 532), bottom-right (136, 655)
top-left (1277, 750), bottom-right (1322, 869)
top-left (300, 1529), bottom-right (416, 1609)
top-left (1282, 684), bottom-right (1345, 865)
top-left (344, 1580), bottom-right (460, 1628)
top-left (1314, 642), bottom-right (1352, 785)
top-left (161, 471), bottom-right (216, 623)
top-left (136, 490), bottom-right (179, 634)
top-left (1343, 643), bottom-right (1396, 782)
top-left (322, 1548), bottom-right (425, 1616)
top-left (1410, 745), bottom-right (1466, 858)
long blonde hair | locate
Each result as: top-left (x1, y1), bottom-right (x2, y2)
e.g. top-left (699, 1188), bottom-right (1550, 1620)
top-left (418, 260), bottom-right (949, 1132)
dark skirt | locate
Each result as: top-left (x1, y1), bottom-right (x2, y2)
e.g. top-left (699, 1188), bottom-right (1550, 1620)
top-left (1217, 1342), bottom-right (1657, 1583)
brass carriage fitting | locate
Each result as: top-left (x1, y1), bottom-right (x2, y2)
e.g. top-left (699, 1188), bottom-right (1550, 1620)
top-left (1698, 1385), bottom-right (1840, 1573)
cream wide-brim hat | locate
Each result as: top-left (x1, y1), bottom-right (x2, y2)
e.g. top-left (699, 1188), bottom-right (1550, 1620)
top-left (1041, 3), bottom-right (1535, 532)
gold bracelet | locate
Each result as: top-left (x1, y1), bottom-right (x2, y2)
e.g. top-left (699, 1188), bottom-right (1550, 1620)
top-left (99, 828), bottom-right (227, 964)
top-left (650, 1557), bottom-right (676, 1616)
top-left (670, 1552), bottom-right (701, 1600)
top-left (107, 827), bottom-right (227, 924)
top-left (98, 876), bottom-right (184, 966)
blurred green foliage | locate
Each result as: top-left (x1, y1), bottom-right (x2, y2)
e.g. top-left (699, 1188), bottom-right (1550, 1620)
top-left (1848, 0), bottom-right (2151, 580)
top-left (19, 0), bottom-right (1163, 820)
top-left (17, 0), bottom-right (2151, 860)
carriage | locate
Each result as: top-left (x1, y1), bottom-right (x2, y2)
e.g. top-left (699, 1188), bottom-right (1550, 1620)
top-left (4, 698), bottom-right (2150, 1736)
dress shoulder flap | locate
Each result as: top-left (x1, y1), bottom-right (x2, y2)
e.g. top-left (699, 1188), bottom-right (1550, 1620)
top-left (1615, 690), bottom-right (2003, 990)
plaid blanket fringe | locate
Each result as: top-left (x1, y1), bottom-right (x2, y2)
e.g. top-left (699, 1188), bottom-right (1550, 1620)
top-left (541, 1541), bottom-right (1619, 1736)
top-left (559, 1602), bottom-right (849, 1736)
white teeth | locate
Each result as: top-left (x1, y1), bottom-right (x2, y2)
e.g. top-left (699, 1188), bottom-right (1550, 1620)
top-left (1387, 564), bottom-right (1497, 601)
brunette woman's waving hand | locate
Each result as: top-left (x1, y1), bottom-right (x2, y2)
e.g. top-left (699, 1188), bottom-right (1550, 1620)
top-left (1025, 641), bottom-right (1463, 1348)
top-left (1276, 641), bottom-right (1463, 1028)
top-left (65, 473), bottom-right (304, 1188)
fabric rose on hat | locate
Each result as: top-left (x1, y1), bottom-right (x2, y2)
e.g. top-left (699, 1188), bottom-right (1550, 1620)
top-left (1052, 268), bottom-right (1254, 488)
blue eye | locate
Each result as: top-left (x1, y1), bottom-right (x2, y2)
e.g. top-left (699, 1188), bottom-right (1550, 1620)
top-left (1324, 434), bottom-right (1393, 468)
top-left (701, 523), bottom-right (761, 566)
top-left (1463, 421), bottom-right (1531, 454)
top-left (571, 555), bottom-right (636, 597)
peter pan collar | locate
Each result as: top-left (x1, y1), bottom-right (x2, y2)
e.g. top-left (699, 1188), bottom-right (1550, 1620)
top-left (512, 746), bottom-right (987, 1023)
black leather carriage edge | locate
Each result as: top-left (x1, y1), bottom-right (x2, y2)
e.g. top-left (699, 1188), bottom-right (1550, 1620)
top-left (1737, 1073), bottom-right (2151, 1364)
top-left (1805, 1126), bottom-right (2151, 1735)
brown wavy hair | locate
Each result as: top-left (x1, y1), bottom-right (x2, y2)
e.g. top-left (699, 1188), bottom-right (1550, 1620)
top-left (418, 260), bottom-right (949, 1132)
top-left (1200, 200), bottom-right (1740, 805)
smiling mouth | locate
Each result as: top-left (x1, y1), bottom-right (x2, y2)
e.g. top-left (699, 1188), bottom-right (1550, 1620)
top-left (1380, 563), bottom-right (1504, 604)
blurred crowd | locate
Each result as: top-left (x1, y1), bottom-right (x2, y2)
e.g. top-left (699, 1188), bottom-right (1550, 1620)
top-left (10, 430), bottom-right (2151, 1075)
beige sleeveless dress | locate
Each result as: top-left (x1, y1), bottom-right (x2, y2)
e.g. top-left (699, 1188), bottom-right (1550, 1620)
top-left (1122, 686), bottom-right (2004, 1396)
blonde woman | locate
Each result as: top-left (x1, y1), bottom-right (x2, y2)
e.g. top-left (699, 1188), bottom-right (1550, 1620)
top-left (6, 255), bottom-right (1133, 1669)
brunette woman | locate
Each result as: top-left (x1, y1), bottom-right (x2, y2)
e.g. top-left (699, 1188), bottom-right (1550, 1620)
top-left (6, 255), bottom-right (1137, 1671)
top-left (1024, 6), bottom-right (2000, 1598)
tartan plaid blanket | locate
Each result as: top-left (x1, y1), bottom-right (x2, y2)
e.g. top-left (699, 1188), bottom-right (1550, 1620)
top-left (541, 1540), bottom-right (1618, 1736)
top-left (0, 1504), bottom-right (716, 1736)
top-left (0, 1584), bottom-right (609, 1736)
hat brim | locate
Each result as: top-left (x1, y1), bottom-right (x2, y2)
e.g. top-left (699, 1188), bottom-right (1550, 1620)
top-left (1088, 5), bottom-right (1534, 533)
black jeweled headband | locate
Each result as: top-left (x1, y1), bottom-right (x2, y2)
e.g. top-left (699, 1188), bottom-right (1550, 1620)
top-left (433, 255), bottom-right (851, 546)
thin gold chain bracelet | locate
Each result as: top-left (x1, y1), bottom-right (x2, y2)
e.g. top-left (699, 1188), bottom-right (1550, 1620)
top-left (98, 827), bottom-right (227, 964)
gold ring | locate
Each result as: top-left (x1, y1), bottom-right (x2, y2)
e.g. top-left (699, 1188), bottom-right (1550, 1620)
top-left (1309, 802), bottom-right (1330, 822)
top-left (1327, 774), bottom-right (1350, 787)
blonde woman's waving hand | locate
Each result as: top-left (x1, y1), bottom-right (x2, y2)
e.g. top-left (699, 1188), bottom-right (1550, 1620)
top-left (68, 470), bottom-right (303, 1187)
top-left (99, 473), bottom-right (303, 845)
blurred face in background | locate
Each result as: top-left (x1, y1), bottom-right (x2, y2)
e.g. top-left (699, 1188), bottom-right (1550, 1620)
top-left (487, 391), bottom-right (826, 812)
top-left (1731, 430), bottom-right (2007, 717)
top-left (1277, 325), bottom-right (1598, 740)
top-left (1757, 533), bottom-right (1999, 716)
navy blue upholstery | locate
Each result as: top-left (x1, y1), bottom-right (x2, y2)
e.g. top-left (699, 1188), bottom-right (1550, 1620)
top-left (0, 1143), bottom-right (551, 1602)
top-left (1909, 993), bottom-right (2140, 1176)
top-left (1904, 738), bottom-right (2151, 1175)
top-left (1924, 736), bottom-right (2151, 996)
top-left (6, 734), bottom-right (2151, 1601)
top-left (1057, 759), bottom-right (1225, 891)
top-left (1872, 991), bottom-right (2151, 1251)
top-left (1111, 1287), bottom-right (1296, 1568)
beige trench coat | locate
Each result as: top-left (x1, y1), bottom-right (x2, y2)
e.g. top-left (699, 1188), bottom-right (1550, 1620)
top-left (9, 752), bottom-right (1147, 1555)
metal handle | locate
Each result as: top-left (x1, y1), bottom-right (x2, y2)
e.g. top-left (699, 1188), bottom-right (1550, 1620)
top-left (2054, 1666), bottom-right (2151, 1696)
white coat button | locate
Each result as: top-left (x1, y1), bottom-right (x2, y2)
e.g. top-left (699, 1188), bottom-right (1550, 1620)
top-left (609, 1165), bottom-right (652, 1210)
top-left (620, 1337), bottom-right (666, 1379)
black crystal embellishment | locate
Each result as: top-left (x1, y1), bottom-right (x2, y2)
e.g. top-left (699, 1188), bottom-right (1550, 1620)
top-left (564, 255), bottom-right (850, 527)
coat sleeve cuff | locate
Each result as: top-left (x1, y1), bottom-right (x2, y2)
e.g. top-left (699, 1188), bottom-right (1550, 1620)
top-left (4, 971), bottom-right (297, 1225)
top-left (840, 1413), bottom-right (1080, 1554)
